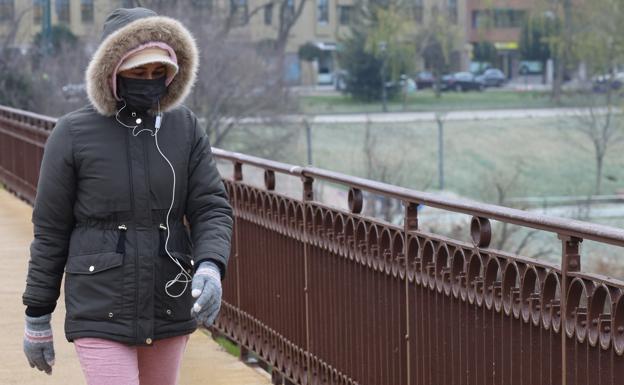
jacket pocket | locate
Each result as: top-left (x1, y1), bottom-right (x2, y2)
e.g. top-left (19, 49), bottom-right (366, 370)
top-left (64, 251), bottom-right (124, 321)
top-left (156, 251), bottom-right (195, 321)
top-left (68, 227), bottom-right (121, 257)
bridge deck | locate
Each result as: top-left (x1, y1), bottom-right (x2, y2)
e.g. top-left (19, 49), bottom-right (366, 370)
top-left (0, 188), bottom-right (270, 385)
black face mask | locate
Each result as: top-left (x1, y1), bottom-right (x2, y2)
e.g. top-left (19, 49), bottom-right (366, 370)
top-left (117, 75), bottom-right (167, 112)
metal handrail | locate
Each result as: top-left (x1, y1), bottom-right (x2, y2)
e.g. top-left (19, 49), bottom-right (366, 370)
top-left (213, 148), bottom-right (624, 247)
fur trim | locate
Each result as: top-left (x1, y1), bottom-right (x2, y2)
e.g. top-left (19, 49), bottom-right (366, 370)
top-left (85, 16), bottom-right (198, 116)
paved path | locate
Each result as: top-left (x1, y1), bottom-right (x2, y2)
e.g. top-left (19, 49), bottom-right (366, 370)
top-left (238, 107), bottom-right (617, 124)
top-left (0, 188), bottom-right (270, 385)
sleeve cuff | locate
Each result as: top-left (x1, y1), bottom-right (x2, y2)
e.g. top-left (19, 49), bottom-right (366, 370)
top-left (25, 304), bottom-right (56, 317)
top-left (195, 258), bottom-right (226, 281)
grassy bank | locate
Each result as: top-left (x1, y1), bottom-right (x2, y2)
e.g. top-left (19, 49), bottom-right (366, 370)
top-left (212, 334), bottom-right (241, 357)
top-left (222, 116), bottom-right (624, 200)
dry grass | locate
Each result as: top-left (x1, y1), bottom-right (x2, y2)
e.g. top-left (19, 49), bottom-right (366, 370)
top-left (263, 116), bottom-right (624, 200)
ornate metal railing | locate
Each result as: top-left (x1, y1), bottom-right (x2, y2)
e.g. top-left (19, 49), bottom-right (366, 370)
top-left (0, 105), bottom-right (52, 203)
top-left (2, 104), bottom-right (624, 385)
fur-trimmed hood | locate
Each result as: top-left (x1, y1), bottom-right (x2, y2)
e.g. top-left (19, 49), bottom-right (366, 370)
top-left (85, 7), bottom-right (198, 116)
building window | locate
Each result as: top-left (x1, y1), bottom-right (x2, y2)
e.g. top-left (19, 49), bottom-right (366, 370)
top-left (472, 9), bottom-right (526, 29)
top-left (56, 0), bottom-right (70, 24)
top-left (81, 0), bottom-right (94, 23)
top-left (0, 0), bottom-right (14, 21)
top-left (412, 0), bottom-right (423, 23)
top-left (448, 0), bottom-right (457, 24)
top-left (514, 10), bottom-right (527, 27)
top-left (191, 0), bottom-right (213, 9)
top-left (230, 0), bottom-right (248, 25)
top-left (264, 3), bottom-right (273, 25)
top-left (264, 3), bottom-right (272, 25)
top-left (283, 0), bottom-right (294, 20)
top-left (494, 9), bottom-right (526, 28)
top-left (317, 0), bottom-right (328, 24)
top-left (472, 10), bottom-right (486, 29)
top-left (338, 5), bottom-right (351, 25)
top-left (33, 0), bottom-right (44, 23)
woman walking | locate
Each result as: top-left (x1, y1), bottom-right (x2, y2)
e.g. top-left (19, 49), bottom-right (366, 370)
top-left (21, 7), bottom-right (233, 384)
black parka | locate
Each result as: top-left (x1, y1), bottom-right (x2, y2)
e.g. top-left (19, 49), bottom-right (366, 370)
top-left (22, 7), bottom-right (233, 346)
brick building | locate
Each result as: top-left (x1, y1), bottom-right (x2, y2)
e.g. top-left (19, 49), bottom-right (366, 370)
top-left (466, 0), bottom-right (538, 77)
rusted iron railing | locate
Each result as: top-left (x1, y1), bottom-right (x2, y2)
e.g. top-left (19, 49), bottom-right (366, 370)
top-left (2, 104), bottom-right (624, 385)
top-left (0, 105), bottom-right (53, 203)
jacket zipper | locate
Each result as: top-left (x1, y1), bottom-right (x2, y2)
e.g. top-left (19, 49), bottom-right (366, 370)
top-left (125, 124), bottom-right (140, 345)
top-left (142, 124), bottom-right (154, 341)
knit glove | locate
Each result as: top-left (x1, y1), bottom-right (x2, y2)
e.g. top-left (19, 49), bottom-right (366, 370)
top-left (23, 313), bottom-right (55, 375)
top-left (190, 261), bottom-right (222, 327)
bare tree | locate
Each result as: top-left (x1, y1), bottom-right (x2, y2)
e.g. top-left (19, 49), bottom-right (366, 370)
top-left (219, 0), bottom-right (307, 57)
top-left (362, 118), bottom-right (401, 222)
top-left (415, 3), bottom-right (462, 98)
top-left (477, 161), bottom-right (554, 259)
top-left (564, 0), bottom-right (624, 197)
top-left (0, 6), bottom-right (37, 109)
top-left (550, 0), bottom-right (574, 103)
top-left (188, 32), bottom-right (296, 147)
top-left (362, 118), bottom-right (432, 223)
top-left (140, 0), bottom-right (306, 58)
top-left (558, 80), bottom-right (623, 205)
top-left (31, 36), bottom-right (91, 116)
top-left (570, 103), bottom-right (623, 197)
top-left (0, 6), bottom-right (30, 54)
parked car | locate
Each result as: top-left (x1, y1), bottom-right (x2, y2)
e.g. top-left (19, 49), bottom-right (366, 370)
top-left (477, 68), bottom-right (506, 87)
top-left (440, 72), bottom-right (485, 92)
top-left (518, 60), bottom-right (543, 75)
top-left (592, 72), bottom-right (624, 93)
top-left (334, 69), bottom-right (348, 91)
top-left (469, 61), bottom-right (492, 75)
top-left (414, 71), bottom-right (435, 89)
top-left (400, 74), bottom-right (417, 93)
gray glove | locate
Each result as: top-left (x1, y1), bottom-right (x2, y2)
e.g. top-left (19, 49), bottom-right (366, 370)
top-left (190, 261), bottom-right (222, 327)
top-left (23, 313), bottom-right (55, 375)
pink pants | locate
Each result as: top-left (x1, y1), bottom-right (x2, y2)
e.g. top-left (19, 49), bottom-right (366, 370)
top-left (74, 334), bottom-right (190, 385)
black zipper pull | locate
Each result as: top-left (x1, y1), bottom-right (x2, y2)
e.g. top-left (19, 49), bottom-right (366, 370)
top-left (116, 224), bottom-right (127, 254)
top-left (158, 223), bottom-right (167, 256)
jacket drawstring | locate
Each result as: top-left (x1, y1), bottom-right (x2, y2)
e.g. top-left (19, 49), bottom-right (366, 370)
top-left (116, 224), bottom-right (127, 254)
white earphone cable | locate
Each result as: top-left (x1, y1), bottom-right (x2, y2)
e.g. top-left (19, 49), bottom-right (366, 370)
top-left (115, 99), bottom-right (192, 298)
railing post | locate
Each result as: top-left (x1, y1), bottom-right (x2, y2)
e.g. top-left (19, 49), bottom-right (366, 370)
top-left (240, 345), bottom-right (252, 363)
top-left (271, 370), bottom-right (284, 385)
top-left (404, 202), bottom-right (418, 385)
top-left (406, 202), bottom-right (418, 232)
top-left (232, 161), bottom-right (243, 365)
top-left (559, 235), bottom-right (581, 385)
top-left (233, 161), bottom-right (243, 182)
top-left (303, 176), bottom-right (314, 201)
top-left (233, 161), bottom-right (242, 311)
top-left (302, 175), bottom-right (314, 385)
top-left (264, 169), bottom-right (276, 191)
